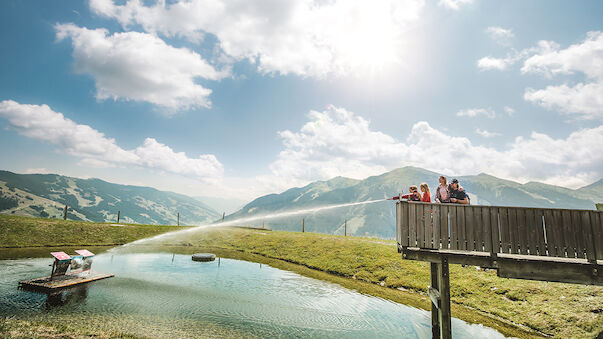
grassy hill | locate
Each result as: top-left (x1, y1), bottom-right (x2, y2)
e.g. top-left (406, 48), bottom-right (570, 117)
top-left (226, 167), bottom-right (602, 238)
top-left (0, 170), bottom-right (219, 226)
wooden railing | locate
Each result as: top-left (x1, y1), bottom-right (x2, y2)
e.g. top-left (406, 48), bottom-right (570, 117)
top-left (396, 201), bottom-right (603, 262)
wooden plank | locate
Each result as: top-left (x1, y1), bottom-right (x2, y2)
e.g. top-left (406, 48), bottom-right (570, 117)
top-left (427, 286), bottom-right (441, 310)
top-left (400, 202), bottom-right (409, 247)
top-left (582, 210), bottom-right (596, 263)
top-left (465, 206), bottom-right (475, 251)
top-left (430, 263), bottom-right (440, 338)
top-left (417, 204), bottom-right (425, 248)
top-left (508, 208), bottom-right (519, 254)
top-left (482, 207), bottom-right (492, 253)
top-left (561, 210), bottom-right (575, 258)
top-left (552, 209), bottom-right (566, 257)
top-left (438, 257), bottom-right (452, 339)
top-left (440, 205), bottom-right (449, 250)
top-left (19, 273), bottom-right (114, 291)
top-left (490, 207), bottom-right (500, 255)
top-left (497, 256), bottom-right (602, 286)
top-left (516, 208), bottom-right (528, 254)
top-left (524, 209), bottom-right (537, 255)
top-left (543, 209), bottom-right (555, 256)
top-left (423, 204), bottom-right (431, 249)
top-left (409, 203), bottom-right (417, 248)
top-left (432, 205), bottom-right (440, 250)
top-left (592, 211), bottom-right (603, 261)
top-left (499, 208), bottom-right (510, 254)
top-left (457, 206), bottom-right (466, 250)
top-left (572, 210), bottom-right (585, 259)
top-left (534, 210), bottom-right (546, 256)
top-left (449, 206), bottom-right (457, 250)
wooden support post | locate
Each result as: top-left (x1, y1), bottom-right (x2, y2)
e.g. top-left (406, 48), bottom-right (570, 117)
top-left (177, 212), bottom-right (180, 226)
top-left (438, 256), bottom-right (452, 339)
top-left (117, 210), bottom-right (120, 223)
top-left (222, 212), bottom-right (225, 222)
top-left (344, 219), bottom-right (347, 236)
top-left (430, 262), bottom-right (440, 339)
top-left (63, 206), bottom-right (68, 220)
top-left (302, 218), bottom-right (305, 233)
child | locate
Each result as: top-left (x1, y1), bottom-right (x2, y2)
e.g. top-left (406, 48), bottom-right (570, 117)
top-left (391, 186), bottom-right (421, 201)
top-left (420, 182), bottom-right (431, 202)
top-left (435, 175), bottom-right (449, 203)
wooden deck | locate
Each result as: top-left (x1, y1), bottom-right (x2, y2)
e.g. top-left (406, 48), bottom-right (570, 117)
top-left (19, 273), bottom-right (114, 292)
top-left (395, 201), bottom-right (602, 338)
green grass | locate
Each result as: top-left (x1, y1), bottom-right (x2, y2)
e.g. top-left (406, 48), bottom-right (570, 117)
top-left (0, 215), bottom-right (601, 338)
top-left (0, 214), bottom-right (188, 248)
top-left (161, 227), bottom-right (602, 339)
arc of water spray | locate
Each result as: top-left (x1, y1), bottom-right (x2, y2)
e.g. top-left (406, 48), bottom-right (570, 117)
top-left (116, 199), bottom-right (388, 249)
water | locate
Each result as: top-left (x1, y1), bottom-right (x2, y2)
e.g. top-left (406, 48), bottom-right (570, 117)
top-left (123, 199), bottom-right (388, 247)
top-left (0, 252), bottom-right (511, 338)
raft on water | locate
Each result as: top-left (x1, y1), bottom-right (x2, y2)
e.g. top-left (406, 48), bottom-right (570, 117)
top-left (19, 250), bottom-right (113, 292)
top-left (192, 253), bottom-right (216, 262)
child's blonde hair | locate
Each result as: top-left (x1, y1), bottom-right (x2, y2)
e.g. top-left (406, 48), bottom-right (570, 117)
top-left (409, 185), bottom-right (418, 192)
top-left (420, 182), bottom-right (430, 194)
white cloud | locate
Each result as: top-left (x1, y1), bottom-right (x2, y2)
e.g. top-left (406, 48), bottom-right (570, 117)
top-left (266, 106), bottom-right (603, 189)
top-left (504, 106), bottom-right (515, 116)
top-left (456, 108), bottom-right (496, 118)
top-left (521, 31), bottom-right (603, 119)
top-left (477, 56), bottom-right (513, 71)
top-left (485, 26), bottom-right (513, 46)
top-left (438, 0), bottom-right (473, 10)
top-left (55, 23), bottom-right (228, 112)
top-left (0, 100), bottom-right (223, 182)
top-left (89, 0), bottom-right (425, 77)
top-left (475, 128), bottom-right (500, 138)
top-left (24, 168), bottom-right (50, 174)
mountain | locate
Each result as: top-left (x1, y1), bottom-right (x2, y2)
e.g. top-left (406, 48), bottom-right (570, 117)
top-left (194, 196), bottom-right (248, 215)
top-left (0, 171), bottom-right (219, 225)
top-left (225, 167), bottom-right (602, 239)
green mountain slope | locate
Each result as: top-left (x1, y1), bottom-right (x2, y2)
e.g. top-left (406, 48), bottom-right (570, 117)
top-left (226, 167), bottom-right (602, 238)
top-left (0, 171), bottom-right (219, 225)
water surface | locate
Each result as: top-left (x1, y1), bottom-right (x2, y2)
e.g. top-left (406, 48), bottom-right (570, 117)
top-left (0, 252), bottom-right (511, 338)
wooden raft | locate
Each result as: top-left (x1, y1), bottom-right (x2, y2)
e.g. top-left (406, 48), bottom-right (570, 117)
top-left (395, 201), bottom-right (602, 339)
top-left (19, 273), bottom-right (114, 292)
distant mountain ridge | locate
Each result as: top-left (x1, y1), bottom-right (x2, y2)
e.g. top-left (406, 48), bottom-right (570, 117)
top-left (225, 167), bottom-right (602, 238)
top-left (0, 170), bottom-right (219, 225)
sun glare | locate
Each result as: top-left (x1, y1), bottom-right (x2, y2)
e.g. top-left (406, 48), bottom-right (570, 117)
top-left (330, 3), bottom-right (404, 76)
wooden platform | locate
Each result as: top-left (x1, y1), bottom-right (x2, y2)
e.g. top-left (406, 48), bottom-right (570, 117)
top-left (19, 273), bottom-right (114, 292)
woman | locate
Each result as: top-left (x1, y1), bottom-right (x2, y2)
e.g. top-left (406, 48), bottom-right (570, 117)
top-left (435, 175), bottom-right (450, 203)
top-left (420, 182), bottom-right (431, 202)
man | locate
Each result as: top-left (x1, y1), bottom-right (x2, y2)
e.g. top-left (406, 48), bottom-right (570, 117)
top-left (449, 179), bottom-right (470, 204)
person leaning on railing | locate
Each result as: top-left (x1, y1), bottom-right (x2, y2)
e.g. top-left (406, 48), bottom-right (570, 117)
top-left (448, 178), bottom-right (470, 204)
top-left (435, 175), bottom-right (450, 203)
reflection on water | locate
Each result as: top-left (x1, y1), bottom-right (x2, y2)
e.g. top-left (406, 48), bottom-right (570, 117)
top-left (0, 253), bottom-right (511, 338)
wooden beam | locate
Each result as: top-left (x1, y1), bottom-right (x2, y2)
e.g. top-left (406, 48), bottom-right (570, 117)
top-left (430, 263), bottom-right (440, 339)
top-left (438, 256), bottom-right (452, 339)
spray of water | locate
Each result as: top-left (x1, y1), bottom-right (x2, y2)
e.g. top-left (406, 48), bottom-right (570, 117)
top-left (113, 198), bottom-right (388, 250)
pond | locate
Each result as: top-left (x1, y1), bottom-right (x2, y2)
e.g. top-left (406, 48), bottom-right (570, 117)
top-left (0, 251), bottom-right (512, 338)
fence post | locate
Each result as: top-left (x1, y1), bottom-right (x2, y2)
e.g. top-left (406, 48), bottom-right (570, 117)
top-left (117, 210), bottom-right (120, 223)
top-left (302, 218), bottom-right (305, 233)
top-left (177, 212), bottom-right (180, 226)
top-left (63, 206), bottom-right (68, 220)
top-left (344, 219), bottom-right (347, 236)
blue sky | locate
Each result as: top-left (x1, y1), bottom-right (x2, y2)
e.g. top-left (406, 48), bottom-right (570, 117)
top-left (0, 0), bottom-right (602, 201)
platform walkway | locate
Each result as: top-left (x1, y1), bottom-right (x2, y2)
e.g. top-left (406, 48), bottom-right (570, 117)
top-left (395, 201), bottom-right (602, 338)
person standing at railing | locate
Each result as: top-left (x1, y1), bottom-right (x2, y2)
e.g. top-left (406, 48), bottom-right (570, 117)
top-left (435, 175), bottom-right (450, 203)
top-left (449, 178), bottom-right (470, 204)
top-left (420, 183), bottom-right (431, 202)
top-left (390, 186), bottom-right (421, 201)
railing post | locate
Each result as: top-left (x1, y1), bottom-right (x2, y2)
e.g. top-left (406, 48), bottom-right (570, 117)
top-left (430, 262), bottom-right (440, 339)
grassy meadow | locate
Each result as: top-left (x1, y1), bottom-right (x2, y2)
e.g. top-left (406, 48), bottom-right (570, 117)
top-left (0, 215), bottom-right (601, 338)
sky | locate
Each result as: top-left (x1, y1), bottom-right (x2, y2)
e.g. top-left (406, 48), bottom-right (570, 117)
top-left (0, 0), bottom-right (602, 202)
